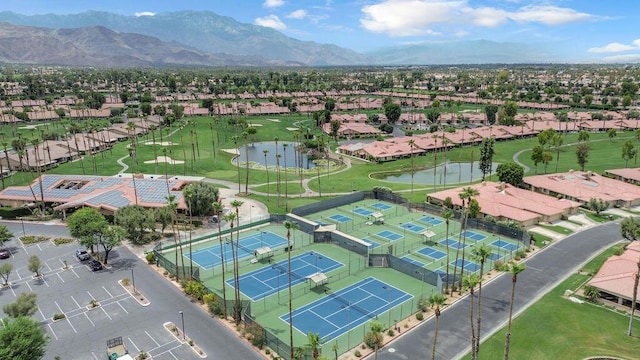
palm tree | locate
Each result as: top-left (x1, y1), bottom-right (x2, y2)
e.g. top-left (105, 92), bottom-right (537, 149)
top-left (369, 321), bottom-right (384, 360)
top-left (463, 274), bottom-right (481, 360)
top-left (242, 131), bottom-right (250, 194)
top-left (232, 136), bottom-right (241, 194)
top-left (442, 209), bottom-right (454, 293)
top-left (472, 243), bottom-right (492, 356)
top-left (331, 342), bottom-right (339, 360)
top-left (307, 332), bottom-right (321, 360)
top-left (166, 194), bottom-right (181, 282)
top-left (283, 143), bottom-right (289, 211)
top-left (284, 220), bottom-right (300, 360)
top-left (231, 200), bottom-right (244, 322)
top-left (30, 138), bottom-right (45, 216)
top-left (274, 137), bottom-right (280, 205)
top-left (458, 187), bottom-right (479, 293)
top-left (263, 149), bottom-right (270, 199)
top-left (628, 257), bottom-right (640, 336)
top-left (224, 211), bottom-right (240, 324)
top-left (504, 262), bottom-right (526, 360)
top-left (428, 293), bottom-right (447, 360)
top-left (408, 139), bottom-right (415, 194)
top-left (212, 201), bottom-right (227, 318)
top-left (183, 186), bottom-right (194, 279)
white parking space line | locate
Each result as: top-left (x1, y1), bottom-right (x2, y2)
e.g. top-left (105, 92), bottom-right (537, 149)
top-left (38, 307), bottom-right (47, 321)
top-left (91, 352), bottom-right (100, 360)
top-left (87, 291), bottom-right (96, 302)
top-left (117, 301), bottom-right (129, 314)
top-left (153, 344), bottom-right (183, 359)
top-left (37, 243), bottom-right (42, 251)
top-left (45, 262), bottom-right (53, 272)
top-left (146, 330), bottom-right (161, 347)
top-left (128, 337), bottom-right (141, 352)
top-left (70, 296), bottom-right (81, 309)
top-left (70, 267), bottom-right (80, 278)
top-left (25, 280), bottom-right (33, 291)
top-left (41, 276), bottom-right (50, 288)
top-left (47, 324), bottom-right (59, 341)
top-left (102, 286), bottom-right (113, 298)
top-left (8, 284), bottom-right (16, 296)
top-left (99, 305), bottom-right (113, 320)
top-left (83, 312), bottom-right (95, 327)
top-left (56, 272), bottom-right (65, 283)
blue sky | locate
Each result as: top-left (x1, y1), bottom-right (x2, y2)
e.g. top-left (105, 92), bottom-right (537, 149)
top-left (1, 0), bottom-right (638, 61)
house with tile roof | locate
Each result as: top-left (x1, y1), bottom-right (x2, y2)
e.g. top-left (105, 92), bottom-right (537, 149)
top-left (587, 241), bottom-right (640, 308)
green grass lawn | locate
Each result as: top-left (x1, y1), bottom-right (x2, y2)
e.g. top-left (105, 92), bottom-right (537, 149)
top-left (530, 232), bottom-right (553, 248)
top-left (583, 211), bottom-right (618, 223)
top-left (465, 243), bottom-right (640, 360)
top-left (537, 224), bottom-right (574, 235)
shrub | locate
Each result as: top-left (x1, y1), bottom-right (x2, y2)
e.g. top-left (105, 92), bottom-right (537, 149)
top-left (53, 313), bottom-right (66, 320)
top-left (354, 350), bottom-right (362, 357)
top-left (136, 352), bottom-right (149, 360)
top-left (245, 323), bottom-right (266, 348)
top-left (145, 252), bottom-right (156, 264)
top-left (265, 349), bottom-right (271, 355)
top-left (121, 278), bottom-right (130, 286)
top-left (363, 331), bottom-right (383, 350)
top-left (184, 280), bottom-right (206, 301)
top-left (202, 293), bottom-right (216, 305)
top-left (53, 237), bottom-right (74, 246)
top-left (494, 260), bottom-right (506, 271)
top-left (20, 236), bottom-right (49, 245)
top-left (416, 312), bottom-right (424, 321)
top-left (515, 250), bottom-right (527, 259)
top-left (387, 329), bottom-right (395, 336)
top-left (417, 296), bottom-right (430, 312)
top-left (207, 300), bottom-right (222, 316)
top-left (189, 340), bottom-right (194, 346)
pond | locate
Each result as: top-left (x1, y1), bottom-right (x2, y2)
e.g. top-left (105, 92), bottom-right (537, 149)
top-left (232, 141), bottom-right (316, 169)
top-left (375, 162), bottom-right (500, 185)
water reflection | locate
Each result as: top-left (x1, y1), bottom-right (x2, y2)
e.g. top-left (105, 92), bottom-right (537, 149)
top-left (376, 162), bottom-right (499, 185)
top-left (232, 141), bottom-right (316, 169)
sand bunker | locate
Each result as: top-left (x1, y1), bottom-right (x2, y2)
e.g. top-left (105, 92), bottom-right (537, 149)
top-left (144, 156), bottom-right (185, 165)
top-left (144, 141), bottom-right (178, 146)
top-left (267, 118), bottom-right (281, 122)
top-left (286, 127), bottom-right (300, 131)
top-left (19, 124), bottom-right (47, 130)
top-left (249, 123), bottom-right (263, 127)
top-left (221, 148), bottom-right (240, 155)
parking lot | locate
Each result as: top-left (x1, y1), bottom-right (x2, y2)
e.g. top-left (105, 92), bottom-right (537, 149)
top-left (0, 222), bottom-right (205, 360)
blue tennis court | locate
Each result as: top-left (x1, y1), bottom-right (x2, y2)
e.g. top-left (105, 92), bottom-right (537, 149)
top-left (228, 252), bottom-right (343, 301)
top-left (450, 259), bottom-right (481, 272)
top-left (462, 230), bottom-right (487, 241)
top-left (440, 238), bottom-right (467, 249)
top-left (363, 238), bottom-right (381, 249)
top-left (489, 252), bottom-right (502, 261)
top-left (283, 277), bottom-right (413, 343)
top-left (353, 207), bottom-right (374, 216)
top-left (376, 230), bottom-right (403, 241)
top-left (189, 231), bottom-right (288, 270)
top-left (371, 202), bottom-right (392, 210)
top-left (401, 256), bottom-right (424, 267)
top-left (399, 222), bottom-right (426, 233)
top-left (419, 216), bottom-right (444, 226)
top-left (492, 239), bottom-right (520, 251)
top-left (417, 247), bottom-right (447, 260)
top-left (329, 214), bottom-right (352, 223)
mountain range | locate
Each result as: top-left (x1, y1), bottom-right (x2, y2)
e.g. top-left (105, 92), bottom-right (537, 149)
top-left (0, 10), bottom-right (564, 67)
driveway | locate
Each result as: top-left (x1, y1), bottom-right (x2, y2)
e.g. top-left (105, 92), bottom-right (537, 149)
top-left (369, 220), bottom-right (623, 360)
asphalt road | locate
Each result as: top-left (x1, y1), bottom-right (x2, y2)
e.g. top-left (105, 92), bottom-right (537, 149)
top-left (0, 221), bottom-right (262, 360)
top-left (369, 221), bottom-right (622, 360)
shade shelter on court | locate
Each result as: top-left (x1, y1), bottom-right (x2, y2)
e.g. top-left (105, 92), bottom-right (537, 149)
top-left (308, 272), bottom-right (328, 287)
top-left (371, 211), bottom-right (385, 224)
top-left (421, 230), bottom-right (437, 245)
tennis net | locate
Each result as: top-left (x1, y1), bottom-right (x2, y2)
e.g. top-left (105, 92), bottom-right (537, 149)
top-left (325, 290), bottom-right (374, 319)
top-left (271, 263), bottom-right (305, 282)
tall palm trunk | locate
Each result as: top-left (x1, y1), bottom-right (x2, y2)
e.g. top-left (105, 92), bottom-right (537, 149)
top-left (229, 221), bottom-right (241, 324)
top-left (432, 308), bottom-right (441, 360)
top-left (469, 286), bottom-right (477, 360)
top-left (216, 216), bottom-right (227, 317)
top-left (444, 218), bottom-right (451, 293)
top-left (287, 229), bottom-right (294, 360)
top-left (475, 258), bottom-right (487, 356)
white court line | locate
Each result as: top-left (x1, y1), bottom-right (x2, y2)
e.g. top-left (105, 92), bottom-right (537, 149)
top-left (128, 337), bottom-right (141, 352)
top-left (102, 286), bottom-right (113, 298)
top-left (83, 312), bottom-right (95, 327)
top-left (145, 330), bottom-right (161, 347)
top-left (47, 324), bottom-right (59, 340)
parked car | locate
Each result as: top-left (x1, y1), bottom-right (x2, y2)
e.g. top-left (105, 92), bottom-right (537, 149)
top-left (88, 259), bottom-right (103, 271)
top-left (75, 249), bottom-right (90, 261)
top-left (0, 248), bottom-right (10, 259)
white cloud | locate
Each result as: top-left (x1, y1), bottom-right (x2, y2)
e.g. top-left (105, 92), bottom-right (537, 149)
top-left (254, 15), bottom-right (287, 30)
top-left (601, 54), bottom-right (640, 63)
top-left (588, 42), bottom-right (638, 54)
top-left (134, 11), bottom-right (156, 17)
top-left (287, 9), bottom-right (307, 19)
top-left (361, 0), bottom-right (462, 36)
top-left (509, 5), bottom-right (594, 25)
top-left (263, 0), bottom-right (285, 8)
top-left (360, 0), bottom-right (596, 37)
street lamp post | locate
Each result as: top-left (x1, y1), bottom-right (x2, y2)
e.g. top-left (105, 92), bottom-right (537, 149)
top-left (131, 268), bottom-right (136, 294)
top-left (249, 205), bottom-right (254, 224)
top-left (178, 311), bottom-right (185, 340)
